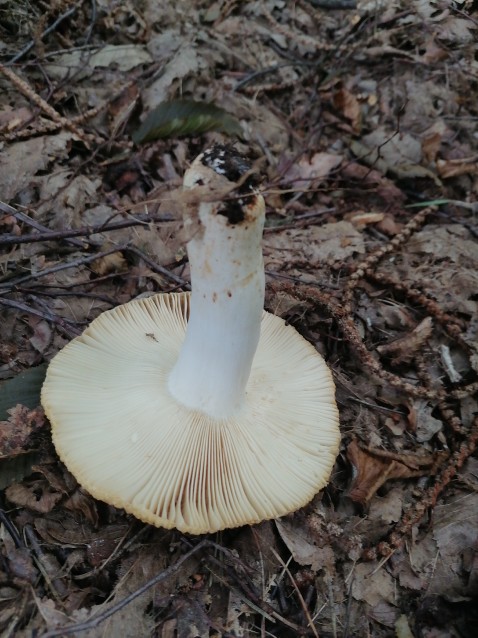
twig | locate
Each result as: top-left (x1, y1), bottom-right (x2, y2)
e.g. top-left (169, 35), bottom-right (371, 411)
top-left (126, 246), bottom-right (189, 288)
top-left (0, 63), bottom-right (93, 145)
top-left (9, 2), bottom-right (82, 64)
top-left (270, 548), bottom-right (319, 638)
top-left (0, 298), bottom-right (81, 338)
top-left (40, 539), bottom-right (212, 638)
top-left (83, 0), bottom-right (97, 45)
top-left (363, 415), bottom-right (478, 560)
top-left (206, 554), bottom-right (311, 634)
top-left (1, 201), bottom-right (84, 249)
top-left (271, 280), bottom-right (444, 401)
top-left (0, 211), bottom-right (175, 247)
top-left (0, 244), bottom-right (129, 290)
top-left (24, 525), bottom-right (67, 600)
top-left (364, 270), bottom-right (466, 345)
top-left (0, 504), bottom-right (24, 548)
top-left (343, 206), bottom-right (435, 314)
top-left (306, 0), bottom-right (356, 8)
top-left (16, 286), bottom-right (119, 306)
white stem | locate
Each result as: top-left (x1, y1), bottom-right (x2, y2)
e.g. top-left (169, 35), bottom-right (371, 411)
top-left (168, 152), bottom-right (265, 419)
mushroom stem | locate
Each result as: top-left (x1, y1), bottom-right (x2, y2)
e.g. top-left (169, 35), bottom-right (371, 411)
top-left (168, 149), bottom-right (265, 419)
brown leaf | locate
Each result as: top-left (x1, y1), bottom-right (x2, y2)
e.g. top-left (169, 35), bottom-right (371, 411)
top-left (407, 400), bottom-right (443, 442)
top-left (90, 249), bottom-right (128, 276)
top-left (276, 518), bottom-right (336, 572)
top-left (64, 488), bottom-right (99, 527)
top-left (376, 317), bottom-right (433, 365)
top-left (28, 318), bottom-right (52, 354)
top-left (423, 132), bottom-right (443, 164)
top-left (347, 441), bottom-right (443, 505)
top-left (436, 155), bottom-right (478, 179)
top-left (6, 481), bottom-right (62, 514)
top-left (281, 152), bottom-right (343, 187)
top-left (0, 405), bottom-right (45, 459)
top-left (333, 86), bottom-right (361, 132)
top-left (341, 162), bottom-right (406, 205)
top-left (352, 562), bottom-right (396, 606)
top-left (2, 533), bottom-right (37, 584)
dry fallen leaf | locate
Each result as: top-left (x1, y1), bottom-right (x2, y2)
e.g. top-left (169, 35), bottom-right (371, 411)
top-left (264, 221), bottom-right (365, 265)
top-left (436, 155), bottom-right (478, 179)
top-left (333, 86), bottom-right (361, 132)
top-left (6, 481), bottom-right (62, 514)
top-left (91, 249), bottom-right (128, 276)
top-left (0, 405), bottom-right (45, 459)
top-left (352, 562), bottom-right (396, 607)
top-left (347, 441), bottom-right (444, 505)
top-left (0, 133), bottom-right (72, 201)
top-left (275, 518), bottom-right (336, 572)
top-left (407, 399), bottom-right (443, 442)
top-left (281, 152), bottom-right (343, 187)
top-left (376, 317), bottom-right (433, 364)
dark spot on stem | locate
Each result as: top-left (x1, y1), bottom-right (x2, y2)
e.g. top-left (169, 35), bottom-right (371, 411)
top-left (202, 144), bottom-right (252, 182)
top-left (201, 145), bottom-right (261, 225)
top-left (218, 201), bottom-right (245, 224)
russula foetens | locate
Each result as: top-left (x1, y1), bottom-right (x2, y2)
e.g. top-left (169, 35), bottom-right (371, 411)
top-left (41, 145), bottom-right (340, 534)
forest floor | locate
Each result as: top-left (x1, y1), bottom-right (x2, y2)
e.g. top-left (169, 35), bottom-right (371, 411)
top-left (0, 1), bottom-right (477, 636)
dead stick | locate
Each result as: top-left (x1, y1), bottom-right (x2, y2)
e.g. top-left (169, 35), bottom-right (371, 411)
top-left (0, 298), bottom-right (81, 338)
top-left (9, 2), bottom-right (81, 63)
top-left (0, 245), bottom-right (129, 289)
top-left (0, 62), bottom-right (91, 144)
top-left (41, 540), bottom-right (212, 638)
top-left (0, 213), bottom-right (175, 247)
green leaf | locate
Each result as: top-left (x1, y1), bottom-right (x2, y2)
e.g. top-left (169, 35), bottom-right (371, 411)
top-left (0, 364), bottom-right (47, 420)
top-left (132, 99), bottom-right (243, 144)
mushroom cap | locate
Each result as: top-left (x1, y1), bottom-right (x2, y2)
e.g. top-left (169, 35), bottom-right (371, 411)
top-left (41, 292), bottom-right (340, 534)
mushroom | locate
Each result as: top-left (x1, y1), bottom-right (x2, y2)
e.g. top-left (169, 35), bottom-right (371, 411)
top-left (41, 145), bottom-right (340, 534)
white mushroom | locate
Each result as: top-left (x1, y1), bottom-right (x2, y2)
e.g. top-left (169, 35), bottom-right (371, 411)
top-left (41, 145), bottom-right (340, 534)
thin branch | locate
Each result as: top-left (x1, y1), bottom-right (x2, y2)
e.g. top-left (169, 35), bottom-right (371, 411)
top-left (0, 298), bottom-right (81, 338)
top-left (306, 0), bottom-right (356, 8)
top-left (0, 201), bottom-right (85, 248)
top-left (125, 245), bottom-right (189, 288)
top-left (270, 548), bottom-right (319, 638)
top-left (15, 286), bottom-right (119, 306)
top-left (0, 245), bottom-right (129, 290)
top-left (0, 62), bottom-right (91, 144)
top-left (41, 540), bottom-right (212, 638)
top-left (0, 207), bottom-right (175, 247)
top-left (9, 2), bottom-right (82, 64)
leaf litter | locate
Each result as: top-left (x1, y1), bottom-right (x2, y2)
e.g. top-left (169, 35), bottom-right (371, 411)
top-left (0, 0), bottom-right (477, 636)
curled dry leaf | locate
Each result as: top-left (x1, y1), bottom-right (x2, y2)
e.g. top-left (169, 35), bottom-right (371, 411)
top-left (333, 86), bottom-right (361, 132)
top-left (91, 249), bottom-right (128, 276)
top-left (436, 155), bottom-right (478, 179)
top-left (5, 481), bottom-right (62, 514)
top-left (376, 317), bottom-right (433, 365)
top-left (0, 405), bottom-right (45, 459)
top-left (346, 211), bottom-right (385, 228)
top-left (281, 152), bottom-right (343, 187)
top-left (64, 488), bottom-right (99, 527)
top-left (347, 440), bottom-right (445, 505)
